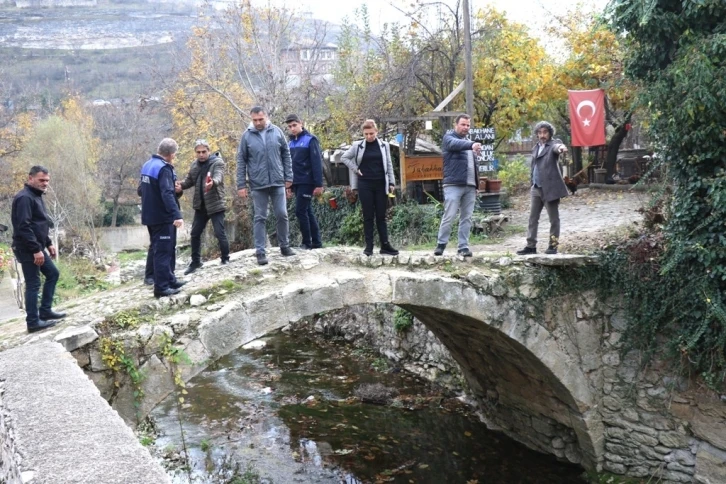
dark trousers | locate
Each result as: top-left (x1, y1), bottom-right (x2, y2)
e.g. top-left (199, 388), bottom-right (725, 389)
top-left (358, 178), bottom-right (389, 249)
top-left (294, 184), bottom-right (321, 247)
top-left (147, 224), bottom-right (177, 291)
top-left (190, 209), bottom-right (229, 263)
top-left (15, 249), bottom-right (59, 326)
top-left (525, 186), bottom-right (561, 249)
top-left (145, 233), bottom-right (176, 280)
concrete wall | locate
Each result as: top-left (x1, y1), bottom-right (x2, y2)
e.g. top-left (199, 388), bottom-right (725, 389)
top-left (99, 225), bottom-right (190, 253)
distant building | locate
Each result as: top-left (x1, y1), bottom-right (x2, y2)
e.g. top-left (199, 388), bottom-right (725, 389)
top-left (282, 39), bottom-right (338, 87)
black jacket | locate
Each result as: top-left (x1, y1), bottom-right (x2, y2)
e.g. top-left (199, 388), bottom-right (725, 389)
top-left (179, 152), bottom-right (226, 215)
top-left (11, 184), bottom-right (52, 254)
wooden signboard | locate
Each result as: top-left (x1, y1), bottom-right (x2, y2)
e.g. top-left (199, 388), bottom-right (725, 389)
top-left (403, 155), bottom-right (443, 184)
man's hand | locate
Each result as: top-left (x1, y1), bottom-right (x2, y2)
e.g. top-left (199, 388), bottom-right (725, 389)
top-left (389, 184), bottom-right (395, 194)
top-left (48, 246), bottom-right (57, 259)
top-left (175, 181), bottom-right (183, 194)
top-left (173, 219), bottom-right (183, 229)
top-left (33, 251), bottom-right (44, 266)
top-left (237, 188), bottom-right (248, 199)
top-left (472, 142), bottom-right (482, 154)
top-left (285, 181), bottom-right (293, 189)
top-left (313, 187), bottom-right (324, 197)
top-left (205, 179), bottom-right (214, 192)
top-left (286, 187), bottom-right (293, 200)
top-left (558, 145), bottom-right (568, 154)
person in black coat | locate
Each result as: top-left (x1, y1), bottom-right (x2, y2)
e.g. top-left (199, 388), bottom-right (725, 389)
top-left (11, 166), bottom-right (66, 333)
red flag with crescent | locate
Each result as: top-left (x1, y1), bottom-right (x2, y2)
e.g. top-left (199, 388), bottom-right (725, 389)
top-left (568, 89), bottom-right (606, 146)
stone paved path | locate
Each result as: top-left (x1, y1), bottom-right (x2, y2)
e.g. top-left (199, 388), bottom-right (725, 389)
top-left (471, 186), bottom-right (649, 255)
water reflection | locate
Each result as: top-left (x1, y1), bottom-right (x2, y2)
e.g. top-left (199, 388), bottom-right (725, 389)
top-left (152, 332), bottom-right (585, 483)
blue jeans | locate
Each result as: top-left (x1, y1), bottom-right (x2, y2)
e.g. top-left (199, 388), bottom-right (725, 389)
top-left (190, 210), bottom-right (229, 263)
top-left (251, 186), bottom-right (290, 254)
top-left (294, 184), bottom-right (321, 247)
top-left (436, 185), bottom-right (477, 249)
top-left (14, 249), bottom-right (59, 326)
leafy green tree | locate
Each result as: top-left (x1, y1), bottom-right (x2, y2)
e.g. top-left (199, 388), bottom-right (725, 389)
top-left (472, 8), bottom-right (554, 145)
top-left (548, 6), bottom-right (637, 174)
top-left (21, 98), bottom-right (102, 257)
top-left (607, 0), bottom-right (726, 386)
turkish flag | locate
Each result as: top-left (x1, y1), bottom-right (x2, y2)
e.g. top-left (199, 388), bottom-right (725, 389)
top-left (568, 89), bottom-right (606, 146)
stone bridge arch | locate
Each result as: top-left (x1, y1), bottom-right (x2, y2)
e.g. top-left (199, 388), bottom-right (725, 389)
top-left (190, 268), bottom-right (604, 470)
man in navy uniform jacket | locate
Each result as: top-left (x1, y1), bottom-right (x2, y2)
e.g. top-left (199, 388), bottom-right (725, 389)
top-left (285, 114), bottom-right (324, 250)
top-left (139, 138), bottom-right (186, 298)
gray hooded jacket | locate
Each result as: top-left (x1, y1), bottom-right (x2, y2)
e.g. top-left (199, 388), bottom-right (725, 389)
top-left (236, 122), bottom-right (292, 190)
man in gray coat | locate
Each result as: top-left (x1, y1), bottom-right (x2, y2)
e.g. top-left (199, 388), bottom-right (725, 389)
top-left (236, 106), bottom-right (295, 265)
top-left (179, 139), bottom-right (229, 274)
top-left (516, 121), bottom-right (569, 255)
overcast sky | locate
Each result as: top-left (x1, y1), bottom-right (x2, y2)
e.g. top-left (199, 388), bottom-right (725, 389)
top-left (302, 0), bottom-right (610, 52)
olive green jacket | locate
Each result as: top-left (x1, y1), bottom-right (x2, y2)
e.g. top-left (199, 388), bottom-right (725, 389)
top-left (179, 152), bottom-right (226, 214)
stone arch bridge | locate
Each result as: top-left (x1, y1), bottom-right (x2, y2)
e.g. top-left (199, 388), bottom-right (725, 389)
top-left (0, 248), bottom-right (723, 483)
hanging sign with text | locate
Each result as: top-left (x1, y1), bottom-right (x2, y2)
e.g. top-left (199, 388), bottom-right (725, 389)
top-left (405, 156), bottom-right (443, 182)
top-left (468, 126), bottom-right (496, 171)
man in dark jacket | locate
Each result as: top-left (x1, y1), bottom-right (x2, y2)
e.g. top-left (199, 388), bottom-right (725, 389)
top-left (285, 114), bottom-right (323, 250)
top-left (11, 165), bottom-right (65, 333)
top-left (236, 106), bottom-right (295, 265)
top-left (140, 138), bottom-right (186, 298)
top-left (516, 121), bottom-right (569, 255)
top-left (179, 139), bottom-right (229, 274)
top-left (433, 114), bottom-right (482, 257)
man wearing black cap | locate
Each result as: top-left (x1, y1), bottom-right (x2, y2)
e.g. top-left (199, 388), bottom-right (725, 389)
top-left (285, 114), bottom-right (324, 250)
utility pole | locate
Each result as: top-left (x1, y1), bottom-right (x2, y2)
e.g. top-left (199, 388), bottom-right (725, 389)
top-left (463, 0), bottom-right (474, 117)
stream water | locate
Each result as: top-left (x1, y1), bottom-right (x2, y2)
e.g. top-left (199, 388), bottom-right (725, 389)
top-left (151, 331), bottom-right (586, 483)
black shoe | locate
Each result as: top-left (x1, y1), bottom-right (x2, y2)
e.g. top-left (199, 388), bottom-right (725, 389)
top-left (299, 243), bottom-right (313, 250)
top-left (257, 253), bottom-right (268, 265)
top-left (184, 261), bottom-right (203, 275)
top-left (516, 247), bottom-right (537, 255)
top-left (154, 288), bottom-right (180, 298)
top-left (144, 277), bottom-right (154, 286)
top-left (281, 247), bottom-right (296, 257)
top-left (221, 257), bottom-right (230, 265)
top-left (545, 246), bottom-right (558, 255)
top-left (170, 280), bottom-right (187, 289)
top-left (380, 243), bottom-right (399, 256)
top-left (457, 248), bottom-right (473, 257)
top-left (311, 243), bottom-right (323, 249)
top-left (363, 246), bottom-right (373, 257)
top-left (434, 244), bottom-right (446, 256)
top-left (39, 310), bottom-right (66, 320)
top-left (27, 320), bottom-right (58, 333)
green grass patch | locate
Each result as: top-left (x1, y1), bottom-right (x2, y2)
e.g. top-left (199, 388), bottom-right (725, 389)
top-left (54, 257), bottom-right (111, 303)
top-left (118, 250), bottom-right (148, 263)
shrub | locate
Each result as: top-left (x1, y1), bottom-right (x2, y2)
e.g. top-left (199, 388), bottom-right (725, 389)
top-left (498, 155), bottom-right (530, 195)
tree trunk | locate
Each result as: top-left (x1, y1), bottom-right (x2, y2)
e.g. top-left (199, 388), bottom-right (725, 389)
top-left (110, 198), bottom-right (120, 228)
top-left (605, 123), bottom-right (630, 177)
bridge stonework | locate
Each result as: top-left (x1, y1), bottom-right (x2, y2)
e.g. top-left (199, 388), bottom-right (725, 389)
top-left (4, 249), bottom-right (725, 483)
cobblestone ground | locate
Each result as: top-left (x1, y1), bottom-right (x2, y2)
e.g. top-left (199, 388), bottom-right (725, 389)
top-left (473, 186), bottom-right (651, 254)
